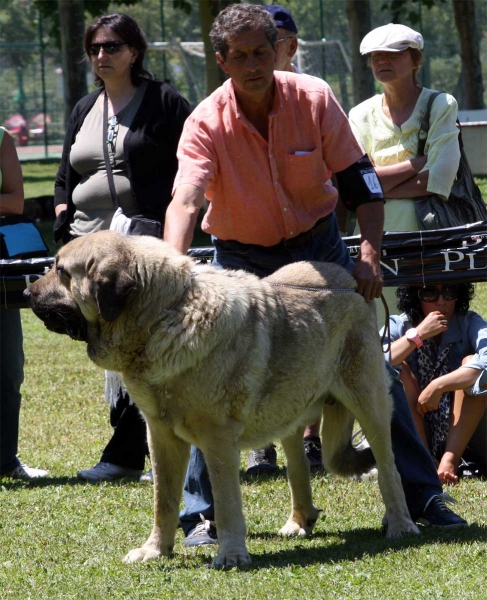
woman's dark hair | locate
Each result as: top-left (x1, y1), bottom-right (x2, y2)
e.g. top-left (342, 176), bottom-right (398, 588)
top-left (396, 283), bottom-right (475, 325)
top-left (84, 13), bottom-right (153, 87)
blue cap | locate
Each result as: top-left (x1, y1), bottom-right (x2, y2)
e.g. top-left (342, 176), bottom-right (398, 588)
top-left (262, 5), bottom-right (298, 34)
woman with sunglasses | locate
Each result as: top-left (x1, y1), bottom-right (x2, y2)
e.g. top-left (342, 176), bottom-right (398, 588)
top-left (384, 283), bottom-right (487, 484)
top-left (53, 13), bottom-right (190, 482)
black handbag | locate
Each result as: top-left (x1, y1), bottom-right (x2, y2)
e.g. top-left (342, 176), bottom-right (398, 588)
top-left (102, 92), bottom-right (162, 238)
top-left (414, 91), bottom-right (487, 230)
top-left (0, 215), bottom-right (49, 259)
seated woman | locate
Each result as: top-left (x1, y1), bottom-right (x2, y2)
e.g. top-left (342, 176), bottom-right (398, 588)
top-left (384, 283), bottom-right (487, 484)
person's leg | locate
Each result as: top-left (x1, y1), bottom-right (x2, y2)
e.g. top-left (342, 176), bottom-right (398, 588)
top-left (399, 362), bottom-right (429, 450)
top-left (387, 364), bottom-right (444, 520)
top-left (180, 445), bottom-right (215, 537)
top-left (438, 359), bottom-right (487, 484)
top-left (0, 309), bottom-right (23, 474)
top-left (100, 392), bottom-right (148, 470)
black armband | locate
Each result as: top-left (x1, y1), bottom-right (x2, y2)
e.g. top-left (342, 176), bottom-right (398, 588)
top-left (335, 154), bottom-right (384, 211)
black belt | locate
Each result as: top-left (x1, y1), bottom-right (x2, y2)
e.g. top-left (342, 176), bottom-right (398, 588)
top-left (283, 216), bottom-right (330, 250)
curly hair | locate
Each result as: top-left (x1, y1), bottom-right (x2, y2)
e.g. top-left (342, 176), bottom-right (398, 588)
top-left (396, 283), bottom-right (475, 325)
top-left (84, 13), bottom-right (153, 87)
top-left (210, 3), bottom-right (277, 59)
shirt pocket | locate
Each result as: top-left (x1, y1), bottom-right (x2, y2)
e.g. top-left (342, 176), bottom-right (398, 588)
top-left (281, 148), bottom-right (328, 207)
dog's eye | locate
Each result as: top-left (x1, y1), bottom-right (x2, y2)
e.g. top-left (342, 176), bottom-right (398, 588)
top-left (56, 265), bottom-right (71, 280)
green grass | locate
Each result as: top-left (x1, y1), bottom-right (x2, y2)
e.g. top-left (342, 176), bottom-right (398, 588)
top-left (0, 309), bottom-right (486, 599)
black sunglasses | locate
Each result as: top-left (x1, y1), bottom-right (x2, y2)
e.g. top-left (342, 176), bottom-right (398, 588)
top-left (88, 41), bottom-right (128, 56)
top-left (418, 285), bottom-right (459, 303)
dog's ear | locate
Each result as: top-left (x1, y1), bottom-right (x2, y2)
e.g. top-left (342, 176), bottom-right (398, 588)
top-left (93, 270), bottom-right (137, 322)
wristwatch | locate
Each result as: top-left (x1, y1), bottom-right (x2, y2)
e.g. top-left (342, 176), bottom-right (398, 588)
top-left (406, 328), bottom-right (423, 348)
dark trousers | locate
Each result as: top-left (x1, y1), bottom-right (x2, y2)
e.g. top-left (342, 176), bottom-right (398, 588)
top-left (0, 309), bottom-right (24, 474)
top-left (100, 392), bottom-right (148, 471)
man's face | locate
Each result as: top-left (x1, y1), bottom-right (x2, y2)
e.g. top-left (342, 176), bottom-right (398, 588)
top-left (216, 29), bottom-right (276, 98)
top-left (274, 29), bottom-right (297, 72)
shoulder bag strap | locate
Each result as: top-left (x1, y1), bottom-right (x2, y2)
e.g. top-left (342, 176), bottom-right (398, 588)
top-left (417, 90), bottom-right (443, 157)
top-left (102, 92), bottom-right (120, 209)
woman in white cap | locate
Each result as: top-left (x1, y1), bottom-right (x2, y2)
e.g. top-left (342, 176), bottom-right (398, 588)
top-left (348, 23), bottom-right (461, 314)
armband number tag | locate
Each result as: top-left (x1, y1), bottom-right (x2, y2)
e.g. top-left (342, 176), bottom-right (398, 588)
top-left (362, 170), bottom-right (381, 194)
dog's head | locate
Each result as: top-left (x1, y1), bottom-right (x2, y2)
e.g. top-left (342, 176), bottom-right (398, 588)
top-left (26, 231), bottom-right (195, 348)
top-left (26, 231), bottom-right (138, 342)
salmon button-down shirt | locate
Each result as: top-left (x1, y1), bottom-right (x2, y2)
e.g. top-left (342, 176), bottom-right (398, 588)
top-left (174, 71), bottom-right (364, 246)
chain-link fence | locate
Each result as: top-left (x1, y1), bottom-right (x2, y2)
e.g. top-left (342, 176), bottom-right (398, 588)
top-left (0, 34), bottom-right (485, 160)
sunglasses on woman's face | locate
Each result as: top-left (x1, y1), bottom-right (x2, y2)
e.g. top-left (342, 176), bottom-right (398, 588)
top-left (418, 285), bottom-right (459, 303)
top-left (88, 41), bottom-right (128, 56)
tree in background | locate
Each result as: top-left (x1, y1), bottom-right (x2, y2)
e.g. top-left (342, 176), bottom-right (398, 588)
top-left (452, 0), bottom-right (484, 109)
top-left (58, 0), bottom-right (87, 126)
top-left (345, 0), bottom-right (375, 105)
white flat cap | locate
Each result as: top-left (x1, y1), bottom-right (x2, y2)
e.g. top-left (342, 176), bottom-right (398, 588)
top-left (360, 23), bottom-right (424, 55)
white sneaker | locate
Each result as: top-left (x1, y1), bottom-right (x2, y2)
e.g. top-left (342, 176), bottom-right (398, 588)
top-left (3, 463), bottom-right (48, 480)
top-left (140, 469), bottom-right (153, 483)
top-left (77, 462), bottom-right (142, 482)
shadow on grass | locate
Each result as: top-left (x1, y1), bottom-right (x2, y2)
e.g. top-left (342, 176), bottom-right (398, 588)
top-left (0, 475), bottom-right (147, 488)
top-left (139, 523), bottom-right (487, 573)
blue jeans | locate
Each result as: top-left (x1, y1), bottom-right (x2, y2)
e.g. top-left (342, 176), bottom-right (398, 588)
top-left (0, 309), bottom-right (24, 474)
top-left (179, 214), bottom-right (441, 533)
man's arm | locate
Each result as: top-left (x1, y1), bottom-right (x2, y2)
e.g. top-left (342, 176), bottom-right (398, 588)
top-left (164, 184), bottom-right (206, 254)
top-left (354, 202), bottom-right (384, 301)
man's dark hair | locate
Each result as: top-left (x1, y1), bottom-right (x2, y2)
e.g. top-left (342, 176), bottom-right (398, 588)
top-left (84, 13), bottom-right (153, 87)
top-left (396, 283), bottom-right (475, 325)
top-left (210, 3), bottom-right (278, 59)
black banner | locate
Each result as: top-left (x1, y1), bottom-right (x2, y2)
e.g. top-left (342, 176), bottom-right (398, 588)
top-left (1, 222), bottom-right (486, 310)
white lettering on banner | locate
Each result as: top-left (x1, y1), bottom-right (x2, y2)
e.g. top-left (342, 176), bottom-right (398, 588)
top-left (379, 258), bottom-right (401, 276)
top-left (363, 172), bottom-right (381, 194)
top-left (441, 250), bottom-right (487, 272)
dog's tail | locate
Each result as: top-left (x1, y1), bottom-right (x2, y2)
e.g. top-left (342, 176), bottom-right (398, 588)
top-left (320, 400), bottom-right (376, 476)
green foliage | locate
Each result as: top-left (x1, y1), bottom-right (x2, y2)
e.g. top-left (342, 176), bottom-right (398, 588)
top-left (381, 0), bottom-right (448, 25)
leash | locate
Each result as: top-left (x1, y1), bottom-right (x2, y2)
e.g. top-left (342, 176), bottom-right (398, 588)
top-left (270, 281), bottom-right (392, 355)
top-left (269, 283), bottom-right (356, 294)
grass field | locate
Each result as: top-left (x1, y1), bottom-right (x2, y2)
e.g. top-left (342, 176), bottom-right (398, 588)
top-left (1, 309), bottom-right (486, 599)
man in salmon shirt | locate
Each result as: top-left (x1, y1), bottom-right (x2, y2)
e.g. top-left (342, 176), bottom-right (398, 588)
top-left (164, 3), bottom-right (466, 549)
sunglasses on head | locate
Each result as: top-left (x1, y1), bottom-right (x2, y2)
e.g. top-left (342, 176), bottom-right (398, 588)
top-left (88, 41), bottom-right (128, 56)
top-left (418, 285), bottom-right (459, 302)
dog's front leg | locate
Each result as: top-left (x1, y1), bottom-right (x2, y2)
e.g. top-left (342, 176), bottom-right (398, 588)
top-left (204, 442), bottom-right (251, 569)
top-left (124, 418), bottom-right (190, 564)
top-left (279, 429), bottom-right (322, 537)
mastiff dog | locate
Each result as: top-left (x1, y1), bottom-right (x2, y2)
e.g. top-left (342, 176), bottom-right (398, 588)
top-left (26, 231), bottom-right (418, 568)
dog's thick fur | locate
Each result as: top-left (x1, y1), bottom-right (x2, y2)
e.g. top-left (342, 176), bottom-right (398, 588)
top-left (27, 231), bottom-right (418, 567)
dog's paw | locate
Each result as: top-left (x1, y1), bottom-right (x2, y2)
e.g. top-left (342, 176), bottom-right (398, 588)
top-left (211, 549), bottom-right (252, 569)
top-left (123, 547), bottom-right (163, 564)
top-left (279, 520), bottom-right (311, 537)
top-left (385, 519), bottom-right (420, 539)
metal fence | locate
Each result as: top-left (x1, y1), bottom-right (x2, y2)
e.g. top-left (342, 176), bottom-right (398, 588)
top-left (0, 35), bottom-right (483, 160)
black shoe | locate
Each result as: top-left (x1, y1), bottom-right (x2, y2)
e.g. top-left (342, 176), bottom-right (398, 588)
top-left (246, 444), bottom-right (278, 475)
top-left (303, 436), bottom-right (324, 472)
top-left (183, 514), bottom-right (218, 547)
top-left (417, 495), bottom-right (468, 527)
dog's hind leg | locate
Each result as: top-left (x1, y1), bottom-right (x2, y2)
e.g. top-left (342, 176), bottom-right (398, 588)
top-left (332, 372), bottom-right (419, 539)
top-left (124, 417), bottom-right (190, 564)
top-left (279, 427), bottom-right (322, 537)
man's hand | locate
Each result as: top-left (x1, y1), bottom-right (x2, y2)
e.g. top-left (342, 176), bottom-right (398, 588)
top-left (352, 252), bottom-right (383, 301)
top-left (354, 202), bottom-right (384, 301)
